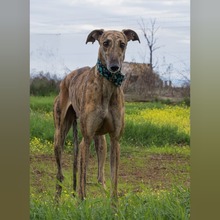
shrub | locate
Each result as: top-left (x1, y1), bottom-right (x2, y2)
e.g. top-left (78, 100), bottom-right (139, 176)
top-left (30, 72), bottom-right (61, 96)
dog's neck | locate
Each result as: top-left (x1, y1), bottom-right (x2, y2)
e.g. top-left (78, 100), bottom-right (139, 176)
top-left (96, 59), bottom-right (125, 87)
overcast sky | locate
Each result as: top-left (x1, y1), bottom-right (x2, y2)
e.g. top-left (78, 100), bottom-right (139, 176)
top-left (30, 0), bottom-right (190, 84)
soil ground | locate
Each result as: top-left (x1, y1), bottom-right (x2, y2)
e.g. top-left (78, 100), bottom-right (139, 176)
top-left (30, 147), bottom-right (190, 197)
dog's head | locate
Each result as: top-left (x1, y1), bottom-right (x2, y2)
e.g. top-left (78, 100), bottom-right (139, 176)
top-left (86, 29), bottom-right (140, 74)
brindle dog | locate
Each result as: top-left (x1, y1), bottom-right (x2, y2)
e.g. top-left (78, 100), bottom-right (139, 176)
top-left (54, 29), bottom-right (140, 201)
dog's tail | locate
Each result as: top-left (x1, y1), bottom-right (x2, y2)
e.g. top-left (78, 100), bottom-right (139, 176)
top-left (73, 115), bottom-right (78, 195)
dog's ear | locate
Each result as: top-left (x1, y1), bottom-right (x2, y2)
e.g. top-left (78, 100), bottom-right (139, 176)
top-left (122, 29), bottom-right (140, 43)
top-left (86, 29), bottom-right (104, 44)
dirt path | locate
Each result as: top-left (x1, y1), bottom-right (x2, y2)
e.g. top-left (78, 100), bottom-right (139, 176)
top-left (30, 148), bottom-right (190, 197)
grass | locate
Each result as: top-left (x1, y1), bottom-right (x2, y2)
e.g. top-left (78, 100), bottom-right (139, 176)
top-left (30, 95), bottom-right (190, 219)
top-left (30, 96), bottom-right (55, 113)
top-left (123, 102), bottom-right (189, 147)
top-left (30, 96), bottom-right (190, 151)
top-left (30, 187), bottom-right (190, 220)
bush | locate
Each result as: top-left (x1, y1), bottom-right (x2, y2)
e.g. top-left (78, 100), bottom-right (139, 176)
top-left (30, 72), bottom-right (61, 96)
top-left (183, 97), bottom-right (190, 107)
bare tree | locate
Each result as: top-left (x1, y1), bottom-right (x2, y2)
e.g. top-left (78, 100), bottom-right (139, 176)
top-left (139, 18), bottom-right (161, 71)
top-left (176, 66), bottom-right (190, 99)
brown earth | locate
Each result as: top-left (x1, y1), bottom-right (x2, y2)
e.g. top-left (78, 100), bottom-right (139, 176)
top-left (30, 149), bottom-right (190, 198)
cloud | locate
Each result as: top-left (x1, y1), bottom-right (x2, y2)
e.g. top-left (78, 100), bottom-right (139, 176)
top-left (30, 0), bottom-right (190, 80)
top-left (85, 0), bottom-right (124, 6)
top-left (30, 0), bottom-right (190, 34)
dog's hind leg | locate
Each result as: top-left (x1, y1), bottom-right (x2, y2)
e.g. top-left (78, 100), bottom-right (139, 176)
top-left (94, 135), bottom-right (107, 189)
top-left (54, 97), bottom-right (74, 201)
top-left (54, 97), bottom-right (64, 202)
top-left (72, 115), bottom-right (78, 195)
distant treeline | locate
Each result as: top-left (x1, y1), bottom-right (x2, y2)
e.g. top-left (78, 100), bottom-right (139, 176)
top-left (30, 72), bottom-right (61, 96)
top-left (30, 71), bottom-right (190, 106)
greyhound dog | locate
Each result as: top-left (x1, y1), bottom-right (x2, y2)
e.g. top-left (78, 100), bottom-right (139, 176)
top-left (53, 29), bottom-right (140, 200)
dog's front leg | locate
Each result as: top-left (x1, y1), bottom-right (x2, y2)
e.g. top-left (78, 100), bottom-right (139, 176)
top-left (110, 136), bottom-right (120, 199)
top-left (78, 137), bottom-right (91, 200)
top-left (94, 135), bottom-right (107, 189)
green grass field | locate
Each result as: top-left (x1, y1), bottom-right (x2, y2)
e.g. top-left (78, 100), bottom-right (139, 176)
top-left (30, 96), bottom-right (190, 219)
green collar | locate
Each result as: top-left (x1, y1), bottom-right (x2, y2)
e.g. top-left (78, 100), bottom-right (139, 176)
top-left (96, 59), bottom-right (125, 86)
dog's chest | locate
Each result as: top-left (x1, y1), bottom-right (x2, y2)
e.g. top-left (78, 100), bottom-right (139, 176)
top-left (95, 109), bottom-right (115, 135)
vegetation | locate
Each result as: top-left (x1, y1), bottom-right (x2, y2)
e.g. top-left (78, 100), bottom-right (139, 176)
top-left (30, 186), bottom-right (190, 220)
top-left (30, 96), bottom-right (190, 219)
top-left (30, 72), bottom-right (190, 105)
top-left (30, 73), bottom-right (60, 96)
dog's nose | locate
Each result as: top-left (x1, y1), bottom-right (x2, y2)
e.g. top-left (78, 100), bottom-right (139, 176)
top-left (110, 65), bottom-right (120, 73)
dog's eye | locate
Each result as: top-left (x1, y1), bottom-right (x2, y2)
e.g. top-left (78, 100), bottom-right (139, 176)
top-left (103, 41), bottom-right (109, 47)
top-left (120, 42), bottom-right (126, 49)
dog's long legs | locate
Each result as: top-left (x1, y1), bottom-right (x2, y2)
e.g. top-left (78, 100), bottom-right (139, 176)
top-left (73, 117), bottom-right (78, 194)
top-left (54, 126), bottom-right (65, 202)
top-left (53, 98), bottom-right (63, 202)
top-left (54, 100), bottom-right (74, 201)
top-left (110, 136), bottom-right (120, 199)
top-left (78, 137), bottom-right (91, 200)
top-left (94, 135), bottom-right (107, 189)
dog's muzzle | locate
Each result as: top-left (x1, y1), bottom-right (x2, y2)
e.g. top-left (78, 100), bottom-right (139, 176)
top-left (109, 65), bottom-right (120, 73)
